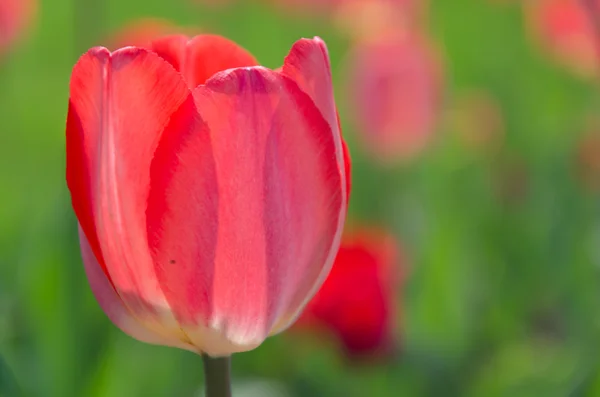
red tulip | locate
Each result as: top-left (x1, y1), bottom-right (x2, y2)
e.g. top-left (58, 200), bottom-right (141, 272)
top-left (0, 0), bottom-right (35, 56)
top-left (524, 0), bottom-right (600, 79)
top-left (345, 33), bottom-right (442, 163)
top-left (299, 229), bottom-right (403, 357)
top-left (66, 35), bottom-right (351, 356)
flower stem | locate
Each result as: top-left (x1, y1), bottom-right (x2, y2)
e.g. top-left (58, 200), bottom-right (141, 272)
top-left (202, 354), bottom-right (232, 397)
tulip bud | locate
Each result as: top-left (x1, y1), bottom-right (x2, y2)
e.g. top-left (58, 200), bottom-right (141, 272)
top-left (66, 35), bottom-right (350, 356)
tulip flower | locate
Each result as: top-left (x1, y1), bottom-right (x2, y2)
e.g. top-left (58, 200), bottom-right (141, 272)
top-left (298, 228), bottom-right (403, 358)
top-left (66, 34), bottom-right (350, 363)
top-left (344, 32), bottom-right (442, 163)
top-left (0, 0), bottom-right (35, 57)
top-left (524, 0), bottom-right (600, 79)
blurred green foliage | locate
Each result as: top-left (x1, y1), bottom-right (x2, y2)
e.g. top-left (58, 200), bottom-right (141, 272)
top-left (1, 0), bottom-right (600, 396)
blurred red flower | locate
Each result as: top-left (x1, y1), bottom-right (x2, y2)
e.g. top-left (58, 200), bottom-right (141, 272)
top-left (524, 0), bottom-right (600, 79)
top-left (0, 0), bottom-right (36, 56)
top-left (299, 228), bottom-right (404, 357)
top-left (344, 32), bottom-right (442, 163)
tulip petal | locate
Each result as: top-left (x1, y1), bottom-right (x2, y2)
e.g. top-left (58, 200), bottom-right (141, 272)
top-left (281, 37), bottom-right (337, 130)
top-left (150, 34), bottom-right (259, 88)
top-left (337, 113), bottom-right (352, 200)
top-left (79, 226), bottom-right (196, 351)
top-left (66, 47), bottom-right (192, 339)
top-left (282, 37), bottom-right (351, 200)
top-left (201, 67), bottom-right (346, 345)
top-left (146, 97), bottom-right (218, 339)
top-left (146, 66), bottom-right (345, 351)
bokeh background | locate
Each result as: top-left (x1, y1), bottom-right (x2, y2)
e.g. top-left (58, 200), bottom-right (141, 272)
top-left (2, 0), bottom-right (600, 396)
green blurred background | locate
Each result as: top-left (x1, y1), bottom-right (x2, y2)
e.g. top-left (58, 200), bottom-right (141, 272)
top-left (2, 0), bottom-right (600, 396)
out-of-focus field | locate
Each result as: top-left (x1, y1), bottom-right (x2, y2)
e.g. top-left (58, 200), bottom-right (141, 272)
top-left (1, 0), bottom-right (600, 396)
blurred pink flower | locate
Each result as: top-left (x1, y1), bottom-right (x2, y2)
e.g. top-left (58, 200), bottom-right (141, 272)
top-left (345, 32), bottom-right (442, 163)
top-left (272, 0), bottom-right (423, 21)
top-left (297, 228), bottom-right (405, 358)
top-left (524, 0), bottom-right (600, 79)
top-left (0, 0), bottom-right (36, 56)
top-left (334, 0), bottom-right (427, 41)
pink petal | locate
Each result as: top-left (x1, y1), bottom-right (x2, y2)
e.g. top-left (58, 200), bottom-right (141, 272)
top-left (150, 34), bottom-right (258, 89)
top-left (281, 37), bottom-right (338, 138)
top-left (338, 113), bottom-right (352, 201)
top-left (147, 99), bottom-right (250, 356)
top-left (146, 66), bottom-right (346, 349)
top-left (66, 47), bottom-right (192, 335)
top-left (79, 226), bottom-right (195, 351)
top-left (281, 37), bottom-right (351, 201)
top-left (146, 96), bottom-right (218, 336)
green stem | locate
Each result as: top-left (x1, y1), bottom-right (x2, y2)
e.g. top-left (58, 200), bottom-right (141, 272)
top-left (202, 354), bottom-right (232, 397)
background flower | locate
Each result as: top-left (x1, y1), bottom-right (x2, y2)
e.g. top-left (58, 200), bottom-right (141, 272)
top-left (344, 32), bottom-right (442, 163)
top-left (0, 0), bottom-right (35, 57)
top-left (524, 0), bottom-right (600, 78)
top-left (298, 228), bottom-right (404, 358)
